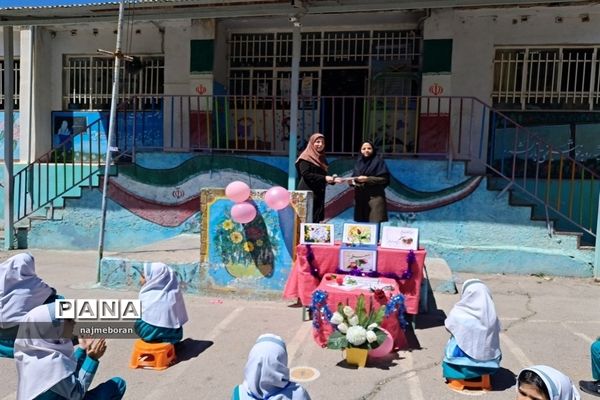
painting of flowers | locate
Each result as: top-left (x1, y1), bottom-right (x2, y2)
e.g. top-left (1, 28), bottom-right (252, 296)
top-left (342, 223), bottom-right (378, 246)
top-left (339, 247), bottom-right (377, 273)
top-left (212, 201), bottom-right (281, 279)
top-left (300, 223), bottom-right (335, 245)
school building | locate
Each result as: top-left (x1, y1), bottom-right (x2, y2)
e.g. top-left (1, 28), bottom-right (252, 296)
top-left (0, 0), bottom-right (598, 294)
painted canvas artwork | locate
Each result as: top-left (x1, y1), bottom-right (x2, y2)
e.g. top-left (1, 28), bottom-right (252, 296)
top-left (200, 188), bottom-right (310, 291)
top-left (300, 223), bottom-right (335, 245)
top-left (342, 223), bottom-right (378, 246)
top-left (380, 226), bottom-right (419, 250)
top-left (339, 247), bottom-right (377, 273)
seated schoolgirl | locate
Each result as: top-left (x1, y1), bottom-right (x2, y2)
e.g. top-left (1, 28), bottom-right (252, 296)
top-left (14, 303), bottom-right (126, 400)
top-left (134, 262), bottom-right (188, 344)
top-left (442, 279), bottom-right (502, 381)
top-left (233, 333), bottom-right (311, 400)
top-left (517, 365), bottom-right (580, 400)
top-left (0, 253), bottom-right (59, 358)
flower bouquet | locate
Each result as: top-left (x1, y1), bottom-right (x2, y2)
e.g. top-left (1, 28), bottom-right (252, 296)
top-left (327, 294), bottom-right (387, 367)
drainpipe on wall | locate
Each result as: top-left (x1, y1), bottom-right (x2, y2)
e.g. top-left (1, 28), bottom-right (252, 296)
top-left (3, 26), bottom-right (15, 250)
top-left (287, 16), bottom-right (302, 190)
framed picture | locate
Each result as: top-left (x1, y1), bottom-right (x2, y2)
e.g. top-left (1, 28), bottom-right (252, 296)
top-left (300, 223), bottom-right (335, 246)
top-left (342, 223), bottom-right (378, 246)
top-left (339, 247), bottom-right (377, 273)
top-left (380, 226), bottom-right (419, 250)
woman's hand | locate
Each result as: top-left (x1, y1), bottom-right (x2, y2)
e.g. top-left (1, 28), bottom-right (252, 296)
top-left (87, 338), bottom-right (107, 361)
top-left (355, 176), bottom-right (368, 183)
top-left (325, 175), bottom-right (335, 184)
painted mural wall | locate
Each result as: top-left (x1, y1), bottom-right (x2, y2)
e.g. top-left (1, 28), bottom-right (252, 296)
top-left (51, 111), bottom-right (163, 157)
top-left (20, 154), bottom-right (593, 281)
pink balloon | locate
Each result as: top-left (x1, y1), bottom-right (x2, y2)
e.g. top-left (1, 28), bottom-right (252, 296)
top-left (265, 186), bottom-right (291, 210)
top-left (368, 328), bottom-right (394, 358)
top-left (231, 202), bottom-right (257, 224)
top-left (225, 181), bottom-right (251, 203)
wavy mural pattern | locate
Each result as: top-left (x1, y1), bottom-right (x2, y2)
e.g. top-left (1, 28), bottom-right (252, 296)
top-left (103, 156), bottom-right (482, 226)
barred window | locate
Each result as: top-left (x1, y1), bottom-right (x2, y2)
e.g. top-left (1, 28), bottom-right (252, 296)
top-left (492, 46), bottom-right (600, 110)
top-left (63, 55), bottom-right (164, 110)
top-left (228, 29), bottom-right (421, 107)
top-left (0, 59), bottom-right (20, 110)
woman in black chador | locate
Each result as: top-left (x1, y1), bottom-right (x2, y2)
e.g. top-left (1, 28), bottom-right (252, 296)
top-left (350, 141), bottom-right (390, 223)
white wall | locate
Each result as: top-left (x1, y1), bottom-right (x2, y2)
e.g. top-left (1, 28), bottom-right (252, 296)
top-left (423, 4), bottom-right (600, 171)
top-left (429, 4), bottom-right (600, 102)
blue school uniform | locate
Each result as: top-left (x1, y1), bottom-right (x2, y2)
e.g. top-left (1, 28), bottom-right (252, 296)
top-left (36, 348), bottom-right (126, 400)
top-left (442, 336), bottom-right (501, 379)
top-left (134, 319), bottom-right (183, 344)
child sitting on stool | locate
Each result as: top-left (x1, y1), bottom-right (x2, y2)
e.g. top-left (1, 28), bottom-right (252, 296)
top-left (134, 262), bottom-right (188, 344)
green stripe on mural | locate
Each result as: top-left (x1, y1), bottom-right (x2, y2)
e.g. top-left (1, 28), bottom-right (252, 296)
top-left (328, 158), bottom-right (479, 200)
top-left (118, 155), bottom-right (288, 186)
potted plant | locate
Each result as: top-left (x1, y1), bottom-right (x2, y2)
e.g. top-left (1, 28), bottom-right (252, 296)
top-left (326, 294), bottom-right (388, 367)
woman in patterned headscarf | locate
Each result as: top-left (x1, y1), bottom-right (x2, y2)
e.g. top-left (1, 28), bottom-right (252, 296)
top-left (296, 133), bottom-right (337, 223)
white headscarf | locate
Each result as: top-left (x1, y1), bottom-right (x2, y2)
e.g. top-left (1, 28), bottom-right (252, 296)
top-left (239, 334), bottom-right (310, 400)
top-left (0, 253), bottom-right (54, 328)
top-left (518, 366), bottom-right (581, 400)
top-left (139, 262), bottom-right (188, 329)
top-left (444, 279), bottom-right (501, 361)
top-left (14, 303), bottom-right (76, 400)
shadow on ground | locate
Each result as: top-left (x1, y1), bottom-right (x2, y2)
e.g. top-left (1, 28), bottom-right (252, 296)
top-left (175, 338), bottom-right (213, 363)
top-left (491, 367), bottom-right (517, 391)
top-left (415, 281), bottom-right (447, 330)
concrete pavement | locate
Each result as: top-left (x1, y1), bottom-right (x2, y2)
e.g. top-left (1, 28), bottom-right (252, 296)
top-left (0, 248), bottom-right (599, 399)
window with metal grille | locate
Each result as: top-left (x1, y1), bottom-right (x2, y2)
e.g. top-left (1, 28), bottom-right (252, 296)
top-left (62, 55), bottom-right (164, 110)
top-left (492, 46), bottom-right (600, 110)
top-left (228, 30), bottom-right (421, 107)
top-left (0, 59), bottom-right (20, 110)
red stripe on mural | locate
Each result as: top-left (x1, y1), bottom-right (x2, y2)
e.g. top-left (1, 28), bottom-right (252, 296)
top-left (324, 177), bottom-right (482, 218)
top-left (99, 178), bottom-right (198, 227)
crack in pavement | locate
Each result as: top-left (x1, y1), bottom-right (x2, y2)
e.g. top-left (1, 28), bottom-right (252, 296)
top-left (356, 361), bottom-right (439, 400)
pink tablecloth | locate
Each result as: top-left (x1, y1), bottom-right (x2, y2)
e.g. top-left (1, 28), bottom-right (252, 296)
top-left (283, 243), bottom-right (426, 315)
top-left (311, 274), bottom-right (408, 349)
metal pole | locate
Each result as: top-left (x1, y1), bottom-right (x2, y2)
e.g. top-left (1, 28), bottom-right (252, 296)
top-left (287, 18), bottom-right (301, 190)
top-left (27, 26), bottom-right (35, 214)
top-left (594, 195), bottom-right (600, 281)
top-left (98, 0), bottom-right (125, 277)
top-left (3, 27), bottom-right (15, 250)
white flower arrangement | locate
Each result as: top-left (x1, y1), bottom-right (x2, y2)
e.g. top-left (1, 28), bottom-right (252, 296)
top-left (330, 312), bottom-right (344, 325)
top-left (327, 294), bottom-right (387, 350)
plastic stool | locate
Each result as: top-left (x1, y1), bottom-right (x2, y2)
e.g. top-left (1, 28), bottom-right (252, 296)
top-left (129, 339), bottom-right (176, 370)
top-left (447, 374), bottom-right (492, 391)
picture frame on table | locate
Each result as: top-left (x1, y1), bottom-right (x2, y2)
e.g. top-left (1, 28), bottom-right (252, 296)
top-left (300, 223), bottom-right (335, 246)
top-left (342, 223), bottom-right (378, 246)
top-left (339, 246), bottom-right (378, 273)
top-left (380, 226), bottom-right (419, 250)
